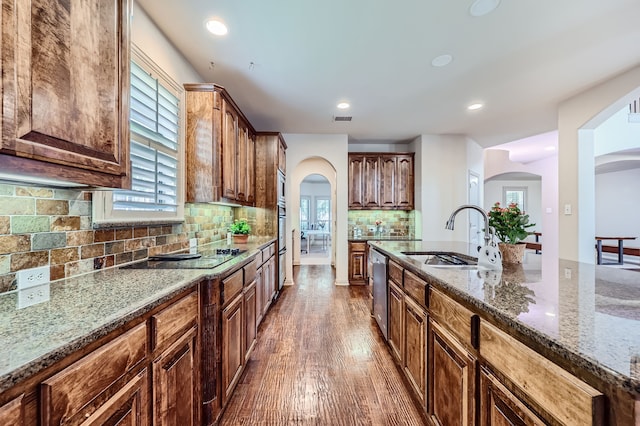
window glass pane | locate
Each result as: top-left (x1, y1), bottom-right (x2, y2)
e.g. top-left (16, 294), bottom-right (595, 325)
top-left (503, 187), bottom-right (526, 211)
top-left (300, 197), bottom-right (310, 230)
top-left (315, 198), bottom-right (330, 231)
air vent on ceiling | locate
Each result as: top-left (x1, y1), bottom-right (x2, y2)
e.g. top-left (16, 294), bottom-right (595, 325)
top-left (333, 116), bottom-right (352, 122)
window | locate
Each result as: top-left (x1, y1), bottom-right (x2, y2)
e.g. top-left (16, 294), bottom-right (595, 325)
top-left (300, 196), bottom-right (310, 231)
top-left (315, 197), bottom-right (331, 231)
top-left (93, 45), bottom-right (184, 224)
top-left (503, 187), bottom-right (527, 211)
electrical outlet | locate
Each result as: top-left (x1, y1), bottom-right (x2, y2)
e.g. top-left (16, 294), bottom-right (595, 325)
top-left (17, 266), bottom-right (50, 290)
top-left (564, 268), bottom-right (572, 279)
top-left (17, 283), bottom-right (50, 309)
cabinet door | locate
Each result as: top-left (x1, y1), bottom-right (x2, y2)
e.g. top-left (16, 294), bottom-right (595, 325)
top-left (262, 259), bottom-right (272, 314)
top-left (82, 369), bottom-right (148, 426)
top-left (0, 394), bottom-right (24, 426)
top-left (244, 280), bottom-right (257, 361)
top-left (363, 156), bottom-right (380, 208)
top-left (269, 256), bottom-right (277, 301)
top-left (396, 155), bottom-right (414, 209)
top-left (222, 99), bottom-right (238, 200)
top-left (348, 155), bottom-right (365, 208)
top-left (246, 132), bottom-right (256, 205)
top-left (348, 245), bottom-right (367, 284)
top-left (256, 266), bottom-right (264, 325)
top-left (404, 296), bottom-right (427, 404)
top-left (379, 156), bottom-right (396, 208)
top-left (236, 122), bottom-right (248, 203)
top-left (153, 326), bottom-right (198, 426)
top-left (278, 137), bottom-right (286, 174)
top-left (0, 0), bottom-right (131, 188)
top-left (185, 89), bottom-right (218, 202)
top-left (480, 367), bottom-right (546, 426)
top-left (429, 320), bottom-right (476, 426)
top-left (222, 293), bottom-right (244, 404)
top-left (388, 280), bottom-right (404, 364)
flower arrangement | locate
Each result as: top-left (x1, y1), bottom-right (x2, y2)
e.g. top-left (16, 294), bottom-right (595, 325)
top-left (487, 202), bottom-right (535, 244)
top-left (375, 220), bottom-right (383, 227)
top-left (230, 219), bottom-right (251, 235)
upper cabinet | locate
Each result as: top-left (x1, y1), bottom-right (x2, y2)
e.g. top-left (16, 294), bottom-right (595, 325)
top-left (0, 0), bottom-right (132, 188)
top-left (184, 84), bottom-right (255, 205)
top-left (348, 153), bottom-right (414, 210)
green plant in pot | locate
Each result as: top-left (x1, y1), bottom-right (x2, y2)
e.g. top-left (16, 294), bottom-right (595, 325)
top-left (230, 219), bottom-right (251, 243)
top-left (487, 202), bottom-right (535, 264)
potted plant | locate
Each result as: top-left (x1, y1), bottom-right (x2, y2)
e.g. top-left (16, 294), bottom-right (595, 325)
top-left (487, 202), bottom-right (535, 264)
top-left (230, 219), bottom-right (251, 243)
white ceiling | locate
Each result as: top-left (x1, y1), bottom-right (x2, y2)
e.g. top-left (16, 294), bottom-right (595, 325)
top-left (136, 0), bottom-right (640, 148)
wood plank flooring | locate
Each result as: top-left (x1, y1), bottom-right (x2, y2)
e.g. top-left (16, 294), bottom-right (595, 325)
top-left (219, 265), bottom-right (427, 425)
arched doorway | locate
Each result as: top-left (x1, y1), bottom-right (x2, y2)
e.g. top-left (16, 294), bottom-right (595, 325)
top-left (299, 174), bottom-right (332, 265)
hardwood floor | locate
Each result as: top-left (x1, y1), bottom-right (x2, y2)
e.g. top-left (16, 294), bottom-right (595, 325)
top-left (219, 265), bottom-right (427, 425)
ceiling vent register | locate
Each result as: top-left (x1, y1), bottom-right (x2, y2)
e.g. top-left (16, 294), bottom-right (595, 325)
top-left (333, 116), bottom-right (352, 122)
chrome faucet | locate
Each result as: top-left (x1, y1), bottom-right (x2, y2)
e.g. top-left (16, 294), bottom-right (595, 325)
top-left (445, 204), bottom-right (492, 246)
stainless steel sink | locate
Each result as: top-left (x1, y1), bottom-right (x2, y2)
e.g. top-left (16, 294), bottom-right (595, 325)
top-left (401, 251), bottom-right (478, 268)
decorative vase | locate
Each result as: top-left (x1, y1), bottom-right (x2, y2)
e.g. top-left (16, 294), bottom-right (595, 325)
top-left (498, 242), bottom-right (526, 264)
top-left (233, 234), bottom-right (249, 244)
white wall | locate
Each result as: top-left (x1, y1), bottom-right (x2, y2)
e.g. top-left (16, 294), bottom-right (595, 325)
top-left (348, 143), bottom-right (412, 152)
top-left (410, 134), bottom-right (482, 242)
top-left (132, 3), bottom-right (203, 84)
top-left (558, 64), bottom-right (640, 261)
top-left (300, 181), bottom-right (331, 198)
top-left (595, 168), bottom-right (640, 248)
top-left (283, 134), bottom-right (349, 285)
top-left (484, 179), bottom-right (542, 235)
top-left (594, 106), bottom-right (640, 156)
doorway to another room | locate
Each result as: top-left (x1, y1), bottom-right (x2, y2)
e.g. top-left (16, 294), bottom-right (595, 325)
top-left (299, 174), bottom-right (332, 265)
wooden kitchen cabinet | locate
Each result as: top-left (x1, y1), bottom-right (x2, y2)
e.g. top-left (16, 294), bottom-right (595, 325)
top-left (244, 279), bottom-right (258, 361)
top-left (348, 241), bottom-right (368, 284)
top-left (0, 0), bottom-right (132, 188)
top-left (348, 153), bottom-right (414, 210)
top-left (0, 394), bottom-right (24, 425)
top-left (429, 319), bottom-right (476, 426)
top-left (83, 369), bottom-right (149, 426)
top-left (221, 292), bottom-right (244, 405)
top-left (184, 84), bottom-right (256, 205)
top-left (480, 367), bottom-right (546, 426)
top-left (388, 280), bottom-right (405, 364)
top-left (41, 323), bottom-right (147, 425)
top-left (404, 296), bottom-right (427, 404)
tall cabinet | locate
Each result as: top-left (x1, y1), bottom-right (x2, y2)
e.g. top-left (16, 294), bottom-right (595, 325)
top-left (0, 0), bottom-right (132, 188)
top-left (184, 84), bottom-right (255, 205)
top-left (348, 153), bottom-right (414, 210)
top-left (255, 132), bottom-right (287, 293)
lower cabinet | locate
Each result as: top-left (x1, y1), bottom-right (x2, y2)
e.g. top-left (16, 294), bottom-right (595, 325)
top-left (244, 280), bottom-right (257, 361)
top-left (153, 327), bottom-right (198, 426)
top-left (222, 292), bottom-right (244, 405)
top-left (83, 369), bottom-right (149, 426)
top-left (0, 395), bottom-right (24, 426)
top-left (480, 367), bottom-right (546, 426)
top-left (428, 320), bottom-right (476, 426)
top-left (403, 296), bottom-right (427, 404)
top-left (388, 280), bottom-right (404, 363)
top-left (348, 241), bottom-right (368, 284)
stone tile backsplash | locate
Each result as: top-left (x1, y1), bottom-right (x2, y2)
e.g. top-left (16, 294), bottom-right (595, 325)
top-left (0, 184), bottom-right (254, 294)
top-left (348, 210), bottom-right (415, 238)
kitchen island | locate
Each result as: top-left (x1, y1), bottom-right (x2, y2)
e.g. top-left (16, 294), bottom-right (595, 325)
top-left (369, 240), bottom-right (640, 425)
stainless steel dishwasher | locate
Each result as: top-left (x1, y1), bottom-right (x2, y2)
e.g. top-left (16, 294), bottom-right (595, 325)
top-left (370, 249), bottom-right (388, 340)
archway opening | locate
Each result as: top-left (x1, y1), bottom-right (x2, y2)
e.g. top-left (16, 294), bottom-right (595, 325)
top-left (299, 174), bottom-right (332, 265)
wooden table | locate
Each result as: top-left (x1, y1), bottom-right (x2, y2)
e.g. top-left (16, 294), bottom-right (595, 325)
top-left (595, 236), bottom-right (637, 265)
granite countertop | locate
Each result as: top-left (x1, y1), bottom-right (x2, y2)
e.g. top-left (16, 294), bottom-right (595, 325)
top-left (369, 240), bottom-right (640, 397)
top-left (0, 237), bottom-right (275, 394)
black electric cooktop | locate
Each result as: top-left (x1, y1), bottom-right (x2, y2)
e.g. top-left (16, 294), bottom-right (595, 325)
top-left (121, 248), bottom-right (246, 270)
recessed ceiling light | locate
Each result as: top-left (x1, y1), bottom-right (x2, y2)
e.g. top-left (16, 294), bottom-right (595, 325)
top-left (206, 19), bottom-right (228, 36)
top-left (431, 54), bottom-right (453, 68)
top-left (337, 102), bottom-right (350, 109)
top-left (545, 146), bottom-right (556, 151)
top-left (469, 0), bottom-right (500, 17)
top-left (467, 103), bottom-right (484, 110)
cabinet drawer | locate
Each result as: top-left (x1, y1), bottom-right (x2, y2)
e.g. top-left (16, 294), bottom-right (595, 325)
top-left (269, 243), bottom-right (276, 257)
top-left (152, 291), bottom-right (198, 350)
top-left (429, 288), bottom-right (474, 350)
top-left (403, 269), bottom-right (427, 309)
top-left (222, 269), bottom-right (243, 305)
top-left (350, 242), bottom-right (367, 252)
top-left (480, 321), bottom-right (604, 425)
top-left (261, 247), bottom-right (270, 264)
top-left (389, 260), bottom-right (403, 285)
top-left (41, 323), bottom-right (147, 425)
top-left (244, 258), bottom-right (257, 284)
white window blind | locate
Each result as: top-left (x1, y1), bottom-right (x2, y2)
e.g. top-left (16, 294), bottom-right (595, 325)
top-left (113, 60), bottom-right (180, 212)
